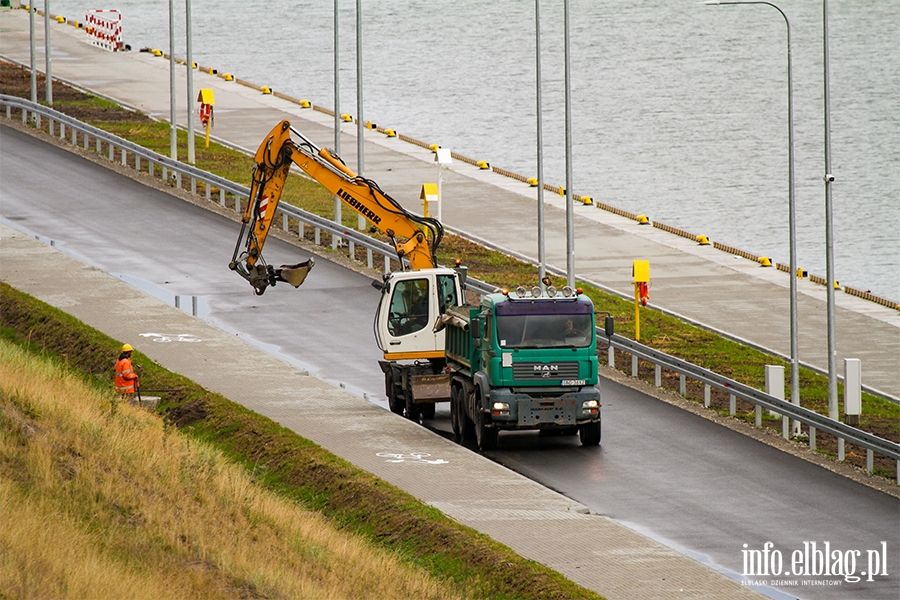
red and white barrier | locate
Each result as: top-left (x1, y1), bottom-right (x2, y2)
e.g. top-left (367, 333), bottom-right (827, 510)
top-left (84, 10), bottom-right (123, 52)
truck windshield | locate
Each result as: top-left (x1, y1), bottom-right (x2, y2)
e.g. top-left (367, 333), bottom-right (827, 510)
top-left (494, 300), bottom-right (594, 349)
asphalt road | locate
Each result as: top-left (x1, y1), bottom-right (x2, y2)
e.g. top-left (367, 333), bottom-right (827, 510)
top-left (2, 124), bottom-right (897, 600)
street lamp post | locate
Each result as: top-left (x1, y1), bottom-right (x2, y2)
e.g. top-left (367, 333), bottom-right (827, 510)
top-left (333, 0), bottom-right (343, 247)
top-left (823, 0), bottom-right (838, 419)
top-left (355, 0), bottom-right (366, 231)
top-left (706, 1), bottom-right (800, 433)
top-left (168, 0), bottom-right (178, 177)
top-left (563, 0), bottom-right (575, 289)
top-left (535, 0), bottom-right (546, 290)
top-left (43, 0), bottom-right (51, 105)
top-left (186, 0), bottom-right (195, 165)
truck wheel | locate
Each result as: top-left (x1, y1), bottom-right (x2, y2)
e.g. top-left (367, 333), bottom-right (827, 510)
top-left (450, 387), bottom-right (462, 442)
top-left (385, 371), bottom-right (404, 415)
top-left (476, 410), bottom-right (499, 451)
top-left (579, 421), bottom-right (601, 446)
top-left (405, 393), bottom-right (421, 423)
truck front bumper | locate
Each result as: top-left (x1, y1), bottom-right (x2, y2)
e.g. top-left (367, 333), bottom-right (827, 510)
top-left (487, 388), bottom-right (601, 430)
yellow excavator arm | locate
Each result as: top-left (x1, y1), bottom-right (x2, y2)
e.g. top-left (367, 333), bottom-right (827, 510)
top-left (230, 120), bottom-right (442, 294)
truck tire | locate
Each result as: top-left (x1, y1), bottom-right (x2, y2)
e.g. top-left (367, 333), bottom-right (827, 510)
top-left (476, 409), bottom-right (498, 452)
top-left (405, 393), bottom-right (421, 423)
top-left (385, 371), bottom-right (404, 415)
top-left (579, 421), bottom-right (601, 446)
top-left (450, 387), bottom-right (463, 442)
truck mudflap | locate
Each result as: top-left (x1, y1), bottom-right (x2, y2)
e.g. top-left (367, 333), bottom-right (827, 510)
top-left (488, 388), bottom-right (601, 430)
top-left (410, 373), bottom-right (451, 403)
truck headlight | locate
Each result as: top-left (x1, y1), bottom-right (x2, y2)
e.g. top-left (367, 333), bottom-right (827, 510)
top-left (492, 401), bottom-right (510, 417)
top-left (582, 400), bottom-right (599, 409)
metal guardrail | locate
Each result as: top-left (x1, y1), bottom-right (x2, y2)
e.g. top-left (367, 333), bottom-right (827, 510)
top-left (4, 95), bottom-right (897, 485)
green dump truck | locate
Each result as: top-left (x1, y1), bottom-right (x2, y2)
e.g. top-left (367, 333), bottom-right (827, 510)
top-left (440, 286), bottom-right (605, 451)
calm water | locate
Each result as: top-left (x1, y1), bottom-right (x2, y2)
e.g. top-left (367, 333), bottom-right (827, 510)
top-left (52, 0), bottom-right (900, 300)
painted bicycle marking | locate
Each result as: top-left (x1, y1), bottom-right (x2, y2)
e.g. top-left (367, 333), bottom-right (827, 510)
top-left (376, 452), bottom-right (448, 465)
top-left (139, 332), bottom-right (202, 343)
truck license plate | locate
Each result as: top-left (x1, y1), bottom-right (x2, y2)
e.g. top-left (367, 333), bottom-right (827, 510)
top-left (561, 379), bottom-right (585, 386)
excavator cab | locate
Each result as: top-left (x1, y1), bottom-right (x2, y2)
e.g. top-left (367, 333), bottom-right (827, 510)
top-left (374, 267), bottom-right (465, 360)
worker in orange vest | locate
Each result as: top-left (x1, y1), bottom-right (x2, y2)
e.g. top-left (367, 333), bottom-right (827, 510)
top-left (115, 343), bottom-right (140, 404)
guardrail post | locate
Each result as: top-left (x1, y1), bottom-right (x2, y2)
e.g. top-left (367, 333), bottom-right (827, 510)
top-left (384, 256), bottom-right (391, 274)
top-left (282, 213), bottom-right (288, 232)
top-left (314, 226), bottom-right (321, 246)
top-left (96, 137), bottom-right (101, 153)
top-left (608, 346), bottom-right (615, 369)
top-left (59, 122), bottom-right (65, 140)
top-left (631, 354), bottom-right (638, 377)
top-left (48, 117), bottom-right (54, 137)
top-left (367, 248), bottom-right (373, 269)
top-left (135, 155), bottom-right (140, 171)
top-left (867, 450), bottom-right (874, 473)
top-left (755, 405), bottom-right (762, 427)
top-left (838, 438), bottom-right (845, 461)
top-left (122, 148), bottom-right (127, 166)
top-left (219, 189), bottom-right (226, 207)
top-left (654, 364), bottom-right (661, 387)
top-left (71, 126), bottom-right (76, 145)
top-left (679, 374), bottom-right (686, 396)
top-left (191, 177), bottom-right (197, 195)
top-left (108, 142), bottom-right (114, 162)
top-left (809, 426), bottom-right (816, 451)
top-left (729, 393), bottom-right (736, 416)
top-left (349, 240), bottom-right (355, 259)
top-left (298, 220), bottom-right (305, 239)
top-left (703, 384), bottom-right (710, 408)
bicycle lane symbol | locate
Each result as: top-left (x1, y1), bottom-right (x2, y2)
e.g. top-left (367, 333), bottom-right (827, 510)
top-left (139, 332), bottom-right (203, 343)
top-left (376, 452), bottom-right (449, 465)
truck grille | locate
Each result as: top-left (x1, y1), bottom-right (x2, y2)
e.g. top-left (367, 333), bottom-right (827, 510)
top-left (513, 362), bottom-right (579, 380)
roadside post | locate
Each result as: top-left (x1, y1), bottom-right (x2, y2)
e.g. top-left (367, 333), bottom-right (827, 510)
top-left (844, 358), bottom-right (861, 426)
top-left (435, 148), bottom-right (452, 223)
top-left (765, 364), bottom-right (789, 438)
top-left (420, 183), bottom-right (438, 224)
top-left (632, 260), bottom-right (650, 341)
top-left (197, 88), bottom-right (214, 148)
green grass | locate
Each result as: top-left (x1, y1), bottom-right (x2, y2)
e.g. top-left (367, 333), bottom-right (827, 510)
top-left (0, 281), bottom-right (603, 599)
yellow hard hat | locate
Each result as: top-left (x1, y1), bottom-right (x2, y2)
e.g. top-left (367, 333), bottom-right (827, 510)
top-left (122, 344), bottom-right (134, 352)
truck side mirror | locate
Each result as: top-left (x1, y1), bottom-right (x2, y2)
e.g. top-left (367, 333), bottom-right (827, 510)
top-left (604, 316), bottom-right (615, 338)
top-left (472, 318), bottom-right (482, 348)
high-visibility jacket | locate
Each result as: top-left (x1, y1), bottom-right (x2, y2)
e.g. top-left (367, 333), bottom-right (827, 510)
top-left (115, 355), bottom-right (138, 394)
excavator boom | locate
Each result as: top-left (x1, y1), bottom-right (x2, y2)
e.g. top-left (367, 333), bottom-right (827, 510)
top-left (230, 120), bottom-right (441, 295)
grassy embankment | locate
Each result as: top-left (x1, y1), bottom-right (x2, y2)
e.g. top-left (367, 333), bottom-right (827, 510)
top-left (0, 282), bottom-right (602, 600)
top-left (1, 60), bottom-right (896, 478)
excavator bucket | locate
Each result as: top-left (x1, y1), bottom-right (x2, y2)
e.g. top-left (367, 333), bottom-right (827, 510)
top-left (275, 258), bottom-right (315, 288)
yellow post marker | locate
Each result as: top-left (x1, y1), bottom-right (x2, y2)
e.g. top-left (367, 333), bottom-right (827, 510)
top-left (197, 88), bottom-right (215, 148)
top-left (420, 183), bottom-right (439, 221)
top-left (632, 260), bottom-right (650, 341)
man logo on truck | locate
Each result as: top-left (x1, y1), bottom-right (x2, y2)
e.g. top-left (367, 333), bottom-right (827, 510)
top-left (534, 364), bottom-right (559, 378)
